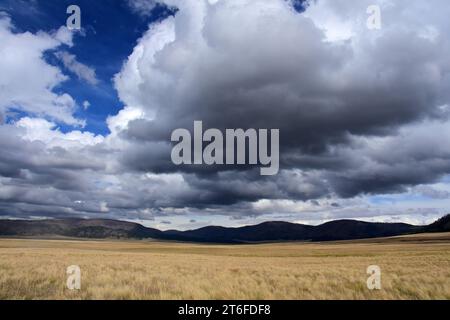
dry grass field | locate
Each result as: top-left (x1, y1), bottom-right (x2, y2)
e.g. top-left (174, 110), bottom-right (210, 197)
top-left (0, 233), bottom-right (449, 300)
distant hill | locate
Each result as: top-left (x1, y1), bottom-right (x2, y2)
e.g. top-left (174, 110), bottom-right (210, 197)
top-left (0, 215), bottom-right (448, 243)
top-left (165, 220), bottom-right (419, 243)
top-left (422, 214), bottom-right (450, 233)
top-left (0, 219), bottom-right (163, 239)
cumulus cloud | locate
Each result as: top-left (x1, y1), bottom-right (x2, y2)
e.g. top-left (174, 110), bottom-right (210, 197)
top-left (0, 16), bottom-right (83, 125)
top-left (53, 26), bottom-right (74, 47)
top-left (114, 0), bottom-right (450, 199)
top-left (0, 119), bottom-right (105, 213)
top-left (1, 0), bottom-right (450, 227)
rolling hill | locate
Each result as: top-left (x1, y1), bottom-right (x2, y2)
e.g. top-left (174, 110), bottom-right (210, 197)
top-left (0, 214), bottom-right (448, 243)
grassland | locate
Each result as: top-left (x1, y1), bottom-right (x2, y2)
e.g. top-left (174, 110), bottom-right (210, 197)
top-left (0, 233), bottom-right (449, 300)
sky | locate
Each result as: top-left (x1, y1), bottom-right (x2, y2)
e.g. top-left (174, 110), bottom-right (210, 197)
top-left (0, 0), bottom-right (450, 230)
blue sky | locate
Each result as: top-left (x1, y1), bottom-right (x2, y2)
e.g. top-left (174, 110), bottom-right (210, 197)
top-left (0, 0), bottom-right (173, 134)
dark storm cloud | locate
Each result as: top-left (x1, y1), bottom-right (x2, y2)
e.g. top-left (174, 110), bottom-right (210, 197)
top-left (113, 0), bottom-right (450, 206)
top-left (0, 124), bottom-right (104, 189)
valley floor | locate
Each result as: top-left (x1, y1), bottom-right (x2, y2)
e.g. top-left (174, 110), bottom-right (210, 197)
top-left (0, 233), bottom-right (449, 299)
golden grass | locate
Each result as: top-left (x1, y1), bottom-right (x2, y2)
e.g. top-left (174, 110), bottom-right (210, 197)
top-left (0, 233), bottom-right (449, 300)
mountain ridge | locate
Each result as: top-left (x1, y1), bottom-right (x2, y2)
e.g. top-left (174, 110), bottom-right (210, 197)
top-left (0, 215), bottom-right (448, 244)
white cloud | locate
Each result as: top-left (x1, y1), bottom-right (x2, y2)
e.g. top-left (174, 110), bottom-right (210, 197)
top-left (53, 26), bottom-right (74, 47)
top-left (114, 17), bottom-right (175, 115)
top-left (127, 0), bottom-right (158, 16)
top-left (55, 51), bottom-right (99, 85)
top-left (106, 106), bottom-right (145, 136)
top-left (83, 100), bottom-right (90, 110)
top-left (0, 16), bottom-right (82, 125)
top-left (16, 117), bottom-right (104, 148)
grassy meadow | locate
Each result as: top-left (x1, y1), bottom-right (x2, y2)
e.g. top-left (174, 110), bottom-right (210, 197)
top-left (0, 233), bottom-right (449, 300)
